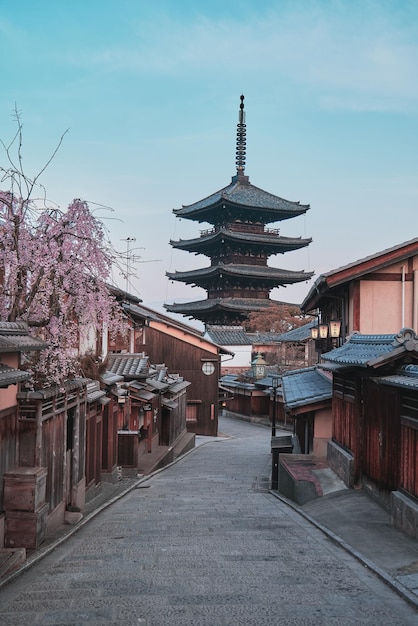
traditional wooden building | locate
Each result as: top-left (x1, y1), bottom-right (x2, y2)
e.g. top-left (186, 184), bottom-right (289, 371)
top-left (0, 322), bottom-right (47, 552)
top-left (279, 366), bottom-right (333, 458)
top-left (321, 328), bottom-right (418, 538)
top-left (104, 353), bottom-right (192, 474)
top-left (116, 297), bottom-right (229, 436)
top-left (165, 95), bottom-right (313, 327)
top-left (302, 237), bottom-right (418, 354)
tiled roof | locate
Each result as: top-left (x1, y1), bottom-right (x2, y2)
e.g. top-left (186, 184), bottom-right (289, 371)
top-left (282, 367), bottom-right (332, 409)
top-left (166, 379), bottom-right (190, 394)
top-left (166, 297), bottom-right (281, 314)
top-left (86, 380), bottom-right (107, 403)
top-left (100, 371), bottom-right (125, 386)
top-left (171, 229), bottom-right (311, 253)
top-left (375, 364), bottom-right (418, 390)
top-left (276, 321), bottom-right (316, 342)
top-left (250, 321), bottom-right (315, 344)
top-left (167, 263), bottom-right (312, 283)
top-left (320, 329), bottom-right (418, 368)
top-left (106, 354), bottom-right (150, 378)
top-left (16, 378), bottom-right (87, 400)
top-left (205, 325), bottom-right (253, 346)
top-left (0, 363), bottom-right (31, 387)
top-left (122, 301), bottom-right (205, 337)
top-left (0, 332), bottom-right (48, 352)
top-left (174, 179), bottom-right (310, 217)
top-left (219, 374), bottom-right (257, 391)
top-left (0, 321), bottom-right (31, 334)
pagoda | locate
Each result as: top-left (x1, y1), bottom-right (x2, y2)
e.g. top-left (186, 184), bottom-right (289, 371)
top-left (165, 95), bottom-right (313, 327)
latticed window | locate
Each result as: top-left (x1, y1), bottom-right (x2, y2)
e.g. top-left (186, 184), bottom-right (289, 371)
top-left (186, 403), bottom-right (199, 422)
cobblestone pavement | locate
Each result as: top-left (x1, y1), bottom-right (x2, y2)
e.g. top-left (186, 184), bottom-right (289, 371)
top-left (0, 417), bottom-right (417, 625)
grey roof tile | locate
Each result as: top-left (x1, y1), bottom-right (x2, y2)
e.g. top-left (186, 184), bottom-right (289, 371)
top-left (106, 354), bottom-right (150, 378)
top-left (171, 229), bottom-right (311, 252)
top-left (375, 363), bottom-right (418, 390)
top-left (321, 333), bottom-right (397, 367)
top-left (166, 297), bottom-right (288, 314)
top-left (175, 179), bottom-right (310, 216)
top-left (205, 325), bottom-right (253, 345)
top-left (167, 263), bottom-right (311, 282)
top-left (250, 321), bottom-right (315, 344)
top-left (0, 363), bottom-right (31, 387)
top-left (282, 367), bottom-right (332, 409)
top-left (0, 333), bottom-right (48, 353)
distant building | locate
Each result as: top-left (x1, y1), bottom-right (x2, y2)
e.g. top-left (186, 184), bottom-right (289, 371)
top-left (165, 95), bottom-right (313, 327)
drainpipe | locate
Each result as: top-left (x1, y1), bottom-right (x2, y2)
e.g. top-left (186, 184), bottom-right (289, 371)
top-left (401, 265), bottom-right (405, 328)
top-left (413, 270), bottom-right (418, 332)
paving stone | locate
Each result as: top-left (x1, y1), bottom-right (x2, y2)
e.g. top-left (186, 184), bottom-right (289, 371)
top-left (0, 417), bottom-right (417, 625)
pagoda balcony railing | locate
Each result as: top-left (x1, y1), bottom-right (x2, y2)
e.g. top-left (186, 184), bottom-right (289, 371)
top-left (200, 224), bottom-right (280, 236)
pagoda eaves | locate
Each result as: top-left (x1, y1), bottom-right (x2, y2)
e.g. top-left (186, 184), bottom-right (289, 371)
top-left (165, 297), bottom-right (281, 325)
top-left (174, 178), bottom-right (310, 225)
top-left (170, 228), bottom-right (312, 256)
top-left (166, 263), bottom-right (312, 289)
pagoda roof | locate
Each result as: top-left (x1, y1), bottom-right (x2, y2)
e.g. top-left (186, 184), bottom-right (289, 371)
top-left (170, 228), bottom-right (312, 254)
top-left (166, 263), bottom-right (313, 286)
top-left (165, 297), bottom-right (283, 316)
top-left (174, 177), bottom-right (310, 224)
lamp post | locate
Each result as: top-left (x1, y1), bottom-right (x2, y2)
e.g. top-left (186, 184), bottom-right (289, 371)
top-left (271, 375), bottom-right (279, 438)
top-left (252, 352), bottom-right (266, 380)
top-left (271, 375), bottom-right (280, 490)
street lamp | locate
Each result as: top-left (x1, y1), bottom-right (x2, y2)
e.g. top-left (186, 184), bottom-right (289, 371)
top-left (271, 375), bottom-right (279, 438)
top-left (271, 375), bottom-right (280, 490)
top-left (252, 352), bottom-right (267, 380)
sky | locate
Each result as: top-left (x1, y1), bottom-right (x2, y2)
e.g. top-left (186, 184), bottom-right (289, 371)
top-left (1, 0), bottom-right (418, 331)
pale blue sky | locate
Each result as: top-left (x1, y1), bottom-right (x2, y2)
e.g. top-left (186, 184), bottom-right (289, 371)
top-left (1, 0), bottom-right (418, 328)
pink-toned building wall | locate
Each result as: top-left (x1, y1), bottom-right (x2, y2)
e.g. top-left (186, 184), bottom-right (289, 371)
top-left (348, 258), bottom-right (418, 335)
top-left (313, 408), bottom-right (332, 460)
top-left (0, 353), bottom-right (19, 409)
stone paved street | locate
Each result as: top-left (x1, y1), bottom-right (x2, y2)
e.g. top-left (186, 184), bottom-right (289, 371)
top-left (0, 416), bottom-right (417, 625)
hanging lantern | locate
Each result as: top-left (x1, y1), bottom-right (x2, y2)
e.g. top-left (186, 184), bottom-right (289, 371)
top-left (319, 324), bottom-right (329, 339)
top-left (329, 320), bottom-right (342, 338)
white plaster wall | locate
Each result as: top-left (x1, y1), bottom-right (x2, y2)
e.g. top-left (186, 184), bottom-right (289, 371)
top-left (221, 344), bottom-right (252, 369)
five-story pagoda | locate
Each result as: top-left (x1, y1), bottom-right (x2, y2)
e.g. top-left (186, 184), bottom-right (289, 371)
top-left (165, 96), bottom-right (313, 327)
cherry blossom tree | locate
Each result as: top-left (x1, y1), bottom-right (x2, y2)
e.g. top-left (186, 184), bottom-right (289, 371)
top-left (0, 110), bottom-right (128, 387)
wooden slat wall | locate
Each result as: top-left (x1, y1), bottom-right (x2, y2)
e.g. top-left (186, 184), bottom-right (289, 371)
top-left (332, 396), bottom-right (355, 451)
top-left (400, 391), bottom-right (418, 498)
top-left (138, 326), bottom-right (219, 436)
top-left (0, 407), bottom-right (17, 510)
top-left (41, 412), bottom-right (65, 511)
top-left (401, 425), bottom-right (418, 498)
top-left (363, 383), bottom-right (400, 491)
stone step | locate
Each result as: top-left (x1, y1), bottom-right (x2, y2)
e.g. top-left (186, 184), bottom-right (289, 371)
top-left (0, 548), bottom-right (26, 577)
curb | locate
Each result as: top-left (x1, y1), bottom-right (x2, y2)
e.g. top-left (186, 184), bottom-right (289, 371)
top-left (269, 489), bottom-right (418, 611)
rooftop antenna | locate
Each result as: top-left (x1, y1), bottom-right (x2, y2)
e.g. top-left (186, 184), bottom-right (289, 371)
top-left (121, 237), bottom-right (141, 293)
top-left (234, 94), bottom-right (249, 183)
top-left (121, 237), bottom-right (161, 296)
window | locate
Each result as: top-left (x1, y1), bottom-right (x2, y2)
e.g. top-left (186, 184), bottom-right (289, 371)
top-left (186, 403), bottom-right (199, 423)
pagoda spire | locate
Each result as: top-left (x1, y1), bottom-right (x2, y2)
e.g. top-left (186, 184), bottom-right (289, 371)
top-left (233, 95), bottom-right (249, 183)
